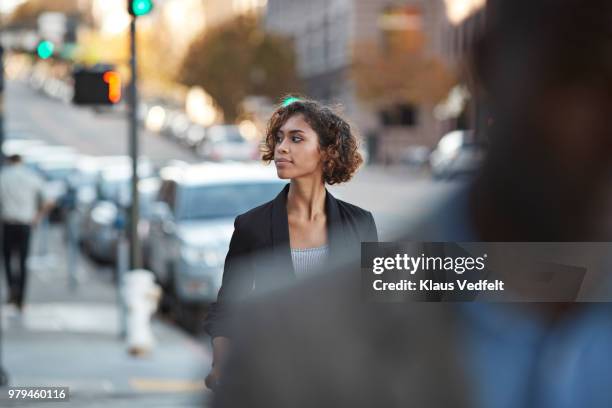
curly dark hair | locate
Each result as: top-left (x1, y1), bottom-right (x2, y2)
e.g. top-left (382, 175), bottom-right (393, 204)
top-left (261, 97), bottom-right (363, 185)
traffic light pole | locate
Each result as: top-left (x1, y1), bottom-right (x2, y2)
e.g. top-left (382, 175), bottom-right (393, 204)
top-left (0, 42), bottom-right (10, 388)
top-left (128, 17), bottom-right (142, 270)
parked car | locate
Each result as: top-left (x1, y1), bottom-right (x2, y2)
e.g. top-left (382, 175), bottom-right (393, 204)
top-left (20, 145), bottom-right (77, 165)
top-left (1, 138), bottom-right (47, 156)
top-left (80, 158), bottom-right (155, 263)
top-left (399, 145), bottom-right (431, 169)
top-left (429, 130), bottom-right (486, 179)
top-left (183, 124), bottom-right (206, 149)
top-left (165, 112), bottom-right (192, 143)
top-left (35, 155), bottom-right (82, 222)
top-left (196, 125), bottom-right (259, 161)
top-left (82, 176), bottom-right (160, 265)
top-left (147, 162), bottom-right (286, 331)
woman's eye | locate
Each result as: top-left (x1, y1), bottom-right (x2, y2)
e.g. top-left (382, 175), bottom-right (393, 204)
top-left (292, 136), bottom-right (302, 143)
top-left (275, 135), bottom-right (283, 143)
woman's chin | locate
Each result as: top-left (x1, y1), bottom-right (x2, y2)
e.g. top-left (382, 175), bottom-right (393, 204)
top-left (276, 169), bottom-right (292, 179)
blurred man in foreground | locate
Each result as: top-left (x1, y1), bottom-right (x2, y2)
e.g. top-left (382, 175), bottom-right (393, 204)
top-left (213, 0), bottom-right (612, 407)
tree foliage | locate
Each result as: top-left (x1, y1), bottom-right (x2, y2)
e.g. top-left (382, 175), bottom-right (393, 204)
top-left (179, 15), bottom-right (302, 122)
top-left (352, 41), bottom-right (456, 108)
top-left (8, 0), bottom-right (79, 27)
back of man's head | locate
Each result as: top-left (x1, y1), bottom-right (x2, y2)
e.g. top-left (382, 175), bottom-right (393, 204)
top-left (471, 0), bottom-right (612, 240)
top-left (7, 154), bottom-right (23, 165)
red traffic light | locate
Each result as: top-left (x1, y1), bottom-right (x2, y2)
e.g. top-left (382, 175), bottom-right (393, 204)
top-left (103, 71), bottom-right (122, 104)
top-left (73, 68), bottom-right (122, 105)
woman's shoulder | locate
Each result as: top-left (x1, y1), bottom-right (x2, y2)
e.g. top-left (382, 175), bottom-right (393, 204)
top-left (333, 197), bottom-right (378, 241)
top-left (333, 197), bottom-right (374, 220)
top-left (235, 198), bottom-right (275, 229)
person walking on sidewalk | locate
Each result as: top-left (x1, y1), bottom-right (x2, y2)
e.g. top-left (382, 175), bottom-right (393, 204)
top-left (0, 154), bottom-right (54, 310)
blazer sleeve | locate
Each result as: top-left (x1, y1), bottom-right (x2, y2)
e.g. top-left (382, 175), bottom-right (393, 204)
top-left (365, 211), bottom-right (379, 242)
top-left (204, 215), bottom-right (254, 339)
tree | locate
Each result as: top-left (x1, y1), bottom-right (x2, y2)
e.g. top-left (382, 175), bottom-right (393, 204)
top-left (8, 0), bottom-right (80, 28)
top-left (352, 41), bottom-right (456, 109)
top-left (179, 15), bottom-right (302, 122)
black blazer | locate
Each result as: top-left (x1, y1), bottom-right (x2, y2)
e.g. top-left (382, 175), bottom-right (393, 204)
top-left (204, 183), bottom-right (378, 338)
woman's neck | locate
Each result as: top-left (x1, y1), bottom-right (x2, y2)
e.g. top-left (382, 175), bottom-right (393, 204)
top-left (287, 179), bottom-right (326, 221)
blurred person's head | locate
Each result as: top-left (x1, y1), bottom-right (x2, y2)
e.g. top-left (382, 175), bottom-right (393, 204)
top-left (470, 0), bottom-right (612, 240)
top-left (7, 154), bottom-right (23, 165)
top-left (262, 98), bottom-right (363, 185)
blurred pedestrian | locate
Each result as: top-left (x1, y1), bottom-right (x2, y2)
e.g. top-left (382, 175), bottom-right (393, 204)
top-left (212, 1), bottom-right (612, 407)
top-left (0, 154), bottom-right (53, 311)
top-left (204, 98), bottom-right (378, 390)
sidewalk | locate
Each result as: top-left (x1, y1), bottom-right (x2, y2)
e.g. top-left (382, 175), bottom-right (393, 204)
top-left (0, 224), bottom-right (213, 407)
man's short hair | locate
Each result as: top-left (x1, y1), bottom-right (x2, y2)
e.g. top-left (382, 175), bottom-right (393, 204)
top-left (7, 154), bottom-right (22, 164)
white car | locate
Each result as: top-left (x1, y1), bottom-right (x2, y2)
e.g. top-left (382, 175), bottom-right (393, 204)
top-left (147, 162), bottom-right (285, 331)
top-left (430, 130), bottom-right (486, 179)
top-left (196, 125), bottom-right (259, 161)
top-left (1, 138), bottom-right (47, 156)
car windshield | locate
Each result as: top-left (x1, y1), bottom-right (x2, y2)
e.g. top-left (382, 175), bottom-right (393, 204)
top-left (209, 127), bottom-right (245, 143)
top-left (176, 182), bottom-right (285, 221)
top-left (225, 129), bottom-right (245, 142)
top-left (41, 167), bottom-right (76, 181)
top-left (99, 179), bottom-right (128, 202)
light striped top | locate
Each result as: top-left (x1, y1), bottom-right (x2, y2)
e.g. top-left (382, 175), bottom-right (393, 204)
top-left (291, 245), bottom-right (329, 278)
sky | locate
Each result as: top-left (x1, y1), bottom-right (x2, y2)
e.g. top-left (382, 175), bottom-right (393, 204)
top-left (0, 0), bottom-right (27, 14)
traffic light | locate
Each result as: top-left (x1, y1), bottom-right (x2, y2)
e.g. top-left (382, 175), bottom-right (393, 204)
top-left (128, 0), bottom-right (154, 16)
top-left (36, 40), bottom-right (55, 59)
top-left (73, 68), bottom-right (122, 105)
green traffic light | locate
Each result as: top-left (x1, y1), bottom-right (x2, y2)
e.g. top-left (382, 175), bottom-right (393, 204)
top-left (37, 41), bottom-right (54, 59)
top-left (131, 0), bottom-right (154, 16)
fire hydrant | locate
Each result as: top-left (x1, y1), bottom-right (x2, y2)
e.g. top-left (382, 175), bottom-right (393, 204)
top-left (124, 270), bottom-right (161, 356)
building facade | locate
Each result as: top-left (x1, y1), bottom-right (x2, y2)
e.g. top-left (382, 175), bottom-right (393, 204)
top-left (441, 0), bottom-right (487, 135)
top-left (265, 0), bottom-right (457, 163)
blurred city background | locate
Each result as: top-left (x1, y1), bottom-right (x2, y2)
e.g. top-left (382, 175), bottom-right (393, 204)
top-left (0, 0), bottom-right (485, 406)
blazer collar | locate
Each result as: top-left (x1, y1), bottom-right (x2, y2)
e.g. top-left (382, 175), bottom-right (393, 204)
top-left (271, 184), bottom-right (291, 251)
top-left (270, 184), bottom-right (346, 275)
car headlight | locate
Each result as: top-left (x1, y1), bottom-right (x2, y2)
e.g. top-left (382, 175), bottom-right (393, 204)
top-left (180, 246), bottom-right (222, 267)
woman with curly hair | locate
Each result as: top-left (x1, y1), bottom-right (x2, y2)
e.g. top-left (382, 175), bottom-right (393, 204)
top-left (204, 97), bottom-right (378, 389)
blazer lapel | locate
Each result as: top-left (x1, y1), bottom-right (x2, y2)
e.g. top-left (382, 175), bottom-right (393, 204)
top-left (269, 185), bottom-right (348, 279)
top-left (270, 184), bottom-right (296, 278)
top-left (325, 189), bottom-right (348, 256)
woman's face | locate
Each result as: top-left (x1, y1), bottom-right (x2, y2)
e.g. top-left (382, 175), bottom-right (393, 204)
top-left (274, 114), bottom-right (323, 181)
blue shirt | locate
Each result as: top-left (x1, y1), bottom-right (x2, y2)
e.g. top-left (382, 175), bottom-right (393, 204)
top-left (414, 183), bottom-right (612, 408)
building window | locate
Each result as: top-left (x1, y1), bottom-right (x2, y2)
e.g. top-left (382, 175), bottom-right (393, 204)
top-left (379, 104), bottom-right (418, 127)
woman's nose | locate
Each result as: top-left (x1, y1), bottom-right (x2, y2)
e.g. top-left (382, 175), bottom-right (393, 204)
top-left (277, 139), bottom-right (289, 153)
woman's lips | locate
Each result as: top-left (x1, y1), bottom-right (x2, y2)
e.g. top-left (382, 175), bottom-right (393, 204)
top-left (275, 158), bottom-right (293, 166)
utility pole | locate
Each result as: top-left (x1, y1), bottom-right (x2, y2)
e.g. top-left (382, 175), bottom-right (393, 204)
top-left (0, 42), bottom-right (4, 167)
top-left (0, 32), bottom-right (10, 388)
top-left (128, 16), bottom-right (141, 270)
top-left (126, 0), bottom-right (154, 271)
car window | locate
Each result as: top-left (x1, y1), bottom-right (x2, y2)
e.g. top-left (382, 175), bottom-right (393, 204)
top-left (225, 128), bottom-right (245, 143)
top-left (99, 178), bottom-right (127, 202)
top-left (176, 182), bottom-right (285, 221)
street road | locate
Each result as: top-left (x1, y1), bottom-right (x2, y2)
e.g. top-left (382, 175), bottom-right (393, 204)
top-left (4, 78), bottom-right (458, 239)
top-left (5, 80), bottom-right (197, 164)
